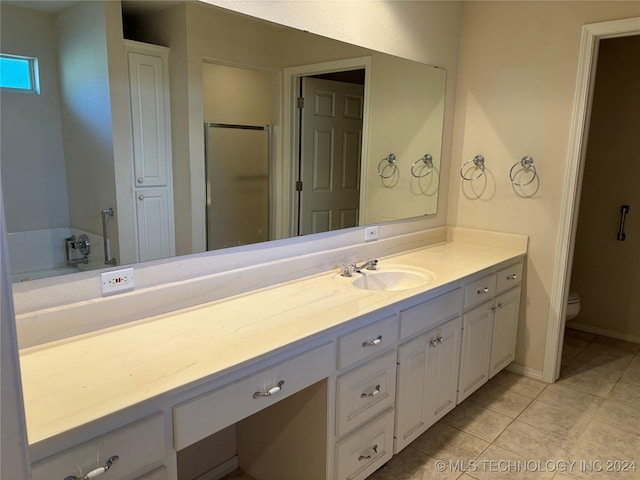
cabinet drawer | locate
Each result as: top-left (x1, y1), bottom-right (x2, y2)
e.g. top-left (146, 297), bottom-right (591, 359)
top-left (336, 350), bottom-right (397, 437)
top-left (496, 261), bottom-right (523, 293)
top-left (400, 288), bottom-right (462, 339)
top-left (463, 273), bottom-right (497, 309)
top-left (338, 315), bottom-right (398, 369)
top-left (31, 413), bottom-right (165, 480)
top-left (335, 409), bottom-right (394, 480)
top-left (173, 342), bottom-right (334, 450)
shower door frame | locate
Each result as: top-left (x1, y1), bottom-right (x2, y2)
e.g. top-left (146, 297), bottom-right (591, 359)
top-left (204, 122), bottom-right (273, 251)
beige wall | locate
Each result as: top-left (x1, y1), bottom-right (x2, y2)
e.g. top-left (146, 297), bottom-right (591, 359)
top-left (57, 1), bottom-right (119, 251)
top-left (449, 2), bottom-right (640, 372)
top-left (571, 35), bottom-right (640, 339)
top-left (0, 5), bottom-right (69, 232)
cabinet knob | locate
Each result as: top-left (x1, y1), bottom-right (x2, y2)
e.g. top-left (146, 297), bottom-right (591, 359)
top-left (362, 335), bottom-right (383, 348)
top-left (64, 455), bottom-right (119, 480)
top-left (477, 287), bottom-right (489, 295)
top-left (138, 195), bottom-right (144, 200)
top-left (253, 380), bottom-right (285, 399)
top-left (360, 385), bottom-right (381, 398)
top-left (507, 273), bottom-right (517, 280)
top-left (137, 178), bottom-right (143, 183)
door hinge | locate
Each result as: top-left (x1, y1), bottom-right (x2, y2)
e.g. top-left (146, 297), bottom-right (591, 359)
top-left (297, 97), bottom-right (305, 109)
top-left (296, 180), bottom-right (303, 191)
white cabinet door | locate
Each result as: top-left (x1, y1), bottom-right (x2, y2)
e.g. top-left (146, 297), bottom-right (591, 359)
top-left (135, 188), bottom-right (174, 261)
top-left (457, 301), bottom-right (493, 403)
top-left (128, 51), bottom-right (170, 187)
top-left (395, 332), bottom-right (428, 453)
top-left (490, 287), bottom-right (521, 378)
top-left (395, 316), bottom-right (462, 453)
top-left (126, 41), bottom-right (175, 263)
top-left (425, 316), bottom-right (462, 427)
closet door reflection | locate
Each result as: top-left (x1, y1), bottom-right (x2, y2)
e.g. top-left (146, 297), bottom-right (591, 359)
top-left (205, 124), bottom-right (271, 251)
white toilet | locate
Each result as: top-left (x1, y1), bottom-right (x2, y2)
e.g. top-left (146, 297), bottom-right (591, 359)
top-left (566, 291), bottom-right (581, 320)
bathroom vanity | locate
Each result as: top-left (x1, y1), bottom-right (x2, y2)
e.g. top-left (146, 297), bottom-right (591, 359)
top-left (19, 230), bottom-right (526, 480)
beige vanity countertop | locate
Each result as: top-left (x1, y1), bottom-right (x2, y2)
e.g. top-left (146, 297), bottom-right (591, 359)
top-left (19, 240), bottom-right (526, 447)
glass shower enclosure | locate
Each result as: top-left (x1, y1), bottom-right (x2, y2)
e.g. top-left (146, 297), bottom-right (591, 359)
top-left (204, 123), bottom-right (272, 251)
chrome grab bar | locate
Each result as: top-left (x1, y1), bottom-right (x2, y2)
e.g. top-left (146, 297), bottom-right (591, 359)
top-left (101, 208), bottom-right (117, 265)
top-left (617, 204), bottom-right (630, 241)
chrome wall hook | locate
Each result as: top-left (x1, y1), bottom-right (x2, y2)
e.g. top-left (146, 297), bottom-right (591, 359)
top-left (460, 154), bottom-right (485, 181)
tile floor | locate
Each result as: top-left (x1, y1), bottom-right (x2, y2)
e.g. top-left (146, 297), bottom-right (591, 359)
top-left (223, 329), bottom-right (640, 480)
top-left (369, 328), bottom-right (640, 480)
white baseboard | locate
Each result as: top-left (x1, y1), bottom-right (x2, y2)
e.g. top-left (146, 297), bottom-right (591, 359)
top-left (566, 321), bottom-right (640, 345)
top-left (194, 456), bottom-right (239, 480)
top-left (505, 363), bottom-right (545, 382)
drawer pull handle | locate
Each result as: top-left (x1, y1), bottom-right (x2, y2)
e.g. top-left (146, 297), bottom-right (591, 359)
top-left (358, 444), bottom-right (378, 461)
top-left (429, 336), bottom-right (444, 347)
top-left (360, 385), bottom-right (381, 398)
top-left (477, 287), bottom-right (489, 295)
top-left (362, 335), bottom-right (383, 348)
top-left (64, 455), bottom-right (119, 480)
top-left (253, 380), bottom-right (285, 399)
top-left (507, 273), bottom-right (518, 280)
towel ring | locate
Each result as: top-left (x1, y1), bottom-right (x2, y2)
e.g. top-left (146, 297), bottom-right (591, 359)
top-left (509, 156), bottom-right (537, 186)
top-left (460, 155), bottom-right (485, 181)
top-left (411, 154), bottom-right (434, 178)
top-left (377, 153), bottom-right (398, 179)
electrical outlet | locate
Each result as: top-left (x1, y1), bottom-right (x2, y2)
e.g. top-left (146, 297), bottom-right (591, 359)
top-left (364, 226), bottom-right (379, 242)
top-left (101, 267), bottom-right (135, 296)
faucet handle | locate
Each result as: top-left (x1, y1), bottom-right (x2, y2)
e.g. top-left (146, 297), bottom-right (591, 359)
top-left (340, 264), bottom-right (355, 277)
top-left (367, 259), bottom-right (379, 271)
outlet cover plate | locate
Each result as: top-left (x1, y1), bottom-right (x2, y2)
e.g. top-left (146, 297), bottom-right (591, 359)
top-left (365, 226), bottom-right (379, 242)
top-left (101, 268), bottom-right (135, 296)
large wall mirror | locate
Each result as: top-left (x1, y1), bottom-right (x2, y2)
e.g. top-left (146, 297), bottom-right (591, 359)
top-left (1, 0), bottom-right (446, 284)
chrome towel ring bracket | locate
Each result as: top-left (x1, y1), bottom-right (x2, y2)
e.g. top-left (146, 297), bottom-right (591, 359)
top-left (460, 154), bottom-right (486, 181)
top-left (377, 153), bottom-right (398, 179)
top-left (509, 156), bottom-right (538, 186)
top-left (411, 153), bottom-right (434, 178)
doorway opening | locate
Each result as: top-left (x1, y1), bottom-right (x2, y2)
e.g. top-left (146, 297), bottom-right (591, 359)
top-left (283, 57), bottom-right (372, 239)
top-left (560, 34), bottom-right (640, 379)
top-left (296, 69), bottom-right (365, 236)
top-left (544, 18), bottom-right (640, 383)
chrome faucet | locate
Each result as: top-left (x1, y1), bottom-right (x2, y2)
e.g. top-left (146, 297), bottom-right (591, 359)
top-left (340, 259), bottom-right (378, 277)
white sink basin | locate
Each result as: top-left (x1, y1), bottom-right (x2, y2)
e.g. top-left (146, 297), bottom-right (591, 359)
top-left (350, 266), bottom-right (435, 291)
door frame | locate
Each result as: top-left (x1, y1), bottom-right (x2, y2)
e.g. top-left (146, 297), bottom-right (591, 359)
top-left (543, 17), bottom-right (640, 383)
top-left (282, 57), bottom-right (372, 239)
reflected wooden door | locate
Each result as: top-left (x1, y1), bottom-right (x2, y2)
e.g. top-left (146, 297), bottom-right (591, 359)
top-left (299, 77), bottom-right (363, 235)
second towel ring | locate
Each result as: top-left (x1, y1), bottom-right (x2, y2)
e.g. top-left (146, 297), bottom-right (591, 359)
top-left (460, 155), bottom-right (486, 181)
top-left (411, 154), bottom-right (434, 178)
top-left (509, 156), bottom-right (537, 186)
top-left (377, 153), bottom-right (398, 179)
